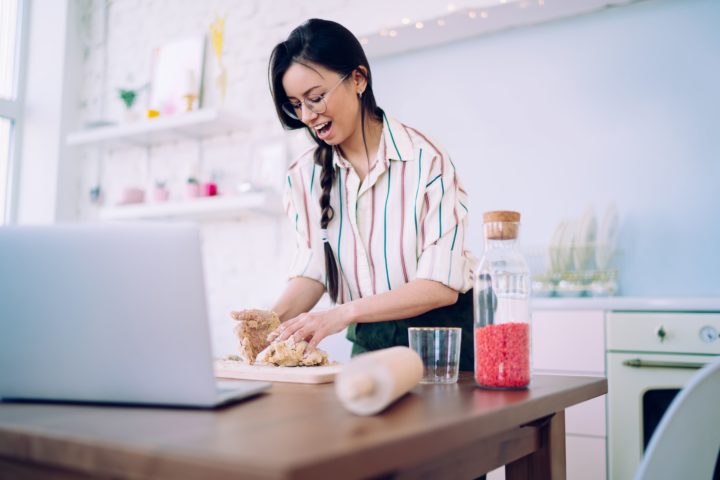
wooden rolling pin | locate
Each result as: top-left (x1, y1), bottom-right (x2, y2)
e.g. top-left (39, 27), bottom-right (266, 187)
top-left (335, 346), bottom-right (423, 416)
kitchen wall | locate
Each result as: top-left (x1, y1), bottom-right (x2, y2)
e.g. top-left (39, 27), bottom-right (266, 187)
top-left (371, 0), bottom-right (720, 298)
top-left (71, 0), bottom-right (719, 360)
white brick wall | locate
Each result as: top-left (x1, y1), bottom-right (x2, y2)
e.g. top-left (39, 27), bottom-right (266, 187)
top-left (72, 0), bottom-right (414, 360)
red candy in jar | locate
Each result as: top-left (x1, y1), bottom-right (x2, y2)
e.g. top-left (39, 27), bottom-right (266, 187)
top-left (473, 211), bottom-right (532, 389)
top-left (474, 323), bottom-right (530, 388)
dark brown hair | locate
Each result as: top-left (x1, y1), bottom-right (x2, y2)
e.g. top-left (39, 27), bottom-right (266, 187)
top-left (268, 19), bottom-right (382, 303)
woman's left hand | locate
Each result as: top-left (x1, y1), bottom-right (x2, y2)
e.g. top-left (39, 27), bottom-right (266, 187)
top-left (273, 305), bottom-right (352, 350)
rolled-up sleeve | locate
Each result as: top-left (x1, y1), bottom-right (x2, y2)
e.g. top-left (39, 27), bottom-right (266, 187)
top-left (284, 169), bottom-right (326, 287)
top-left (415, 154), bottom-right (472, 292)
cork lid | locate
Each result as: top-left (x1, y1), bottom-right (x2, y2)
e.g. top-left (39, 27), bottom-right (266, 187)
top-left (483, 211), bottom-right (521, 223)
top-left (483, 211), bottom-right (521, 240)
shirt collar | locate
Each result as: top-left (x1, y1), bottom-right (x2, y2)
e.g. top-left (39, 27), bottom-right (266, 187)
top-left (332, 147), bottom-right (350, 169)
top-left (381, 112), bottom-right (414, 162)
top-left (331, 113), bottom-right (414, 170)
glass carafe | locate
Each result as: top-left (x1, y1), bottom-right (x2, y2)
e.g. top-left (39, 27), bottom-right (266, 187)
top-left (474, 211), bottom-right (531, 389)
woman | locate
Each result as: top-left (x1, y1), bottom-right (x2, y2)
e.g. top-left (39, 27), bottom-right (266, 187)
top-left (267, 18), bottom-right (475, 370)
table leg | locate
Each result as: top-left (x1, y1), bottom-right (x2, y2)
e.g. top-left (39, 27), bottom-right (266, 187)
top-left (505, 410), bottom-right (566, 480)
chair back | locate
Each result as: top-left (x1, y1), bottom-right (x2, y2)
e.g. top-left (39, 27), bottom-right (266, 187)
top-left (635, 357), bottom-right (720, 480)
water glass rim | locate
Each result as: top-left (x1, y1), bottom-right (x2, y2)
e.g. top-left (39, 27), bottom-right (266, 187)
top-left (408, 327), bottom-right (462, 332)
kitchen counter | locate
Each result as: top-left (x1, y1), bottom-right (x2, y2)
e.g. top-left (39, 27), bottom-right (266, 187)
top-left (532, 297), bottom-right (720, 312)
top-left (0, 374), bottom-right (606, 479)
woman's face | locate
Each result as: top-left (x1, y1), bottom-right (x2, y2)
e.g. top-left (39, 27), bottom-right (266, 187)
top-left (282, 62), bottom-right (361, 146)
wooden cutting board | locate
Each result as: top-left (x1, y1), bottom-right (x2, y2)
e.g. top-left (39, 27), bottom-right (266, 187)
top-left (214, 359), bottom-right (343, 384)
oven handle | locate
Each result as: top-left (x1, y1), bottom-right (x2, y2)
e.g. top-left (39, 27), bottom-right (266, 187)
top-left (622, 359), bottom-right (706, 370)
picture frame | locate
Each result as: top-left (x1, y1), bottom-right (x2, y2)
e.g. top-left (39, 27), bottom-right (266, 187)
top-left (149, 36), bottom-right (206, 115)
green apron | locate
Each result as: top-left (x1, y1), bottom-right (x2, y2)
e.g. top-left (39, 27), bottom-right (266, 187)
top-left (346, 290), bottom-right (475, 372)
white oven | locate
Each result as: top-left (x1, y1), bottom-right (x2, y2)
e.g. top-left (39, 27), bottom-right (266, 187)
top-left (606, 312), bottom-right (720, 480)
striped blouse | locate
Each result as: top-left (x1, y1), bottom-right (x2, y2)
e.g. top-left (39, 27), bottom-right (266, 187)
top-left (284, 113), bottom-right (474, 304)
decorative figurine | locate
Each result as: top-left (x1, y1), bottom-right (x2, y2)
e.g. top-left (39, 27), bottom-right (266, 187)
top-left (203, 181), bottom-right (218, 197)
top-left (209, 15), bottom-right (228, 102)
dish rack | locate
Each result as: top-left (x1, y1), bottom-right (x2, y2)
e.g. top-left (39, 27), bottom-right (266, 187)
top-left (527, 243), bottom-right (620, 297)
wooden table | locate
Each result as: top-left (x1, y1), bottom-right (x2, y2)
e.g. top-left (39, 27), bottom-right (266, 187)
top-left (0, 373), bottom-right (606, 480)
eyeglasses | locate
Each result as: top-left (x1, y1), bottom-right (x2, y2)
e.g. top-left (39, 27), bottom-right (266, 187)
top-left (282, 73), bottom-right (349, 121)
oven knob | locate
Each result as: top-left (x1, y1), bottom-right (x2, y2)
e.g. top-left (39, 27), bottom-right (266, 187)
top-left (699, 325), bottom-right (718, 343)
top-left (656, 325), bottom-right (667, 342)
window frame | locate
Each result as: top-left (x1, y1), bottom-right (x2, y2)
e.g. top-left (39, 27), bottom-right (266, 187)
top-left (0, 0), bottom-right (29, 224)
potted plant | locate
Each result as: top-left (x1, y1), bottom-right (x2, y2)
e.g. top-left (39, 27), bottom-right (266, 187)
top-left (118, 82), bottom-right (149, 122)
top-left (186, 177), bottom-right (202, 199)
top-left (89, 185), bottom-right (103, 205)
top-left (153, 180), bottom-right (170, 203)
top-left (118, 88), bottom-right (140, 122)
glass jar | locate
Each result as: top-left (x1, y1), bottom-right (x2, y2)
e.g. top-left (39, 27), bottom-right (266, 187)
top-left (473, 211), bottom-right (531, 389)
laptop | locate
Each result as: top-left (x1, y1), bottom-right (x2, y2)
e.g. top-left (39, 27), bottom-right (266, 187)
top-left (0, 223), bottom-right (271, 408)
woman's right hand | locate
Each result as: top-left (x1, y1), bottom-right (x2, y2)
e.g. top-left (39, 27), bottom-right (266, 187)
top-left (271, 303), bottom-right (353, 350)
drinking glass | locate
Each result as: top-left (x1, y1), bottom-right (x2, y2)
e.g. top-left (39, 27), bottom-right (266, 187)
top-left (408, 327), bottom-right (462, 384)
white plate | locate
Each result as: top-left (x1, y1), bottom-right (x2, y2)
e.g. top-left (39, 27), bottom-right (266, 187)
top-left (559, 220), bottom-right (576, 272)
top-left (548, 220), bottom-right (567, 272)
top-left (596, 203), bottom-right (619, 270)
top-left (573, 206), bottom-right (597, 271)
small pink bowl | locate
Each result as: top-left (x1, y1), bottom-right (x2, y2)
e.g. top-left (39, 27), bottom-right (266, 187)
top-left (153, 187), bottom-right (170, 203)
top-left (186, 183), bottom-right (202, 199)
top-left (119, 187), bottom-right (145, 205)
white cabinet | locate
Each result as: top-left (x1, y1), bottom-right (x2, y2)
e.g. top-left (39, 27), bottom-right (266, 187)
top-left (488, 309), bottom-right (607, 480)
top-left (565, 395), bottom-right (605, 437)
top-left (532, 310), bottom-right (605, 375)
top-left (490, 435), bottom-right (607, 480)
top-left (567, 436), bottom-right (607, 480)
top-left (534, 310), bottom-right (607, 480)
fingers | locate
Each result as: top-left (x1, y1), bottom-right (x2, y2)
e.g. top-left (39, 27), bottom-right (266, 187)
top-left (306, 328), bottom-right (329, 351)
top-left (274, 316), bottom-right (303, 342)
top-left (274, 314), bottom-right (325, 347)
top-left (273, 325), bottom-right (290, 343)
top-left (266, 328), bottom-right (280, 342)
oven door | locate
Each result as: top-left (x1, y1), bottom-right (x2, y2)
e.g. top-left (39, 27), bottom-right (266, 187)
top-left (607, 351), bottom-right (718, 480)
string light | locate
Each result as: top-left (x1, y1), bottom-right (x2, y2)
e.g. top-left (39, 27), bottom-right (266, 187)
top-left (360, 37), bottom-right (369, 45)
top-left (374, 2), bottom-right (511, 42)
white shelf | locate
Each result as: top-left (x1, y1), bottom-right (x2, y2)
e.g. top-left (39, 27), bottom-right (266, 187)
top-left (67, 109), bottom-right (245, 148)
top-left (99, 192), bottom-right (281, 222)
